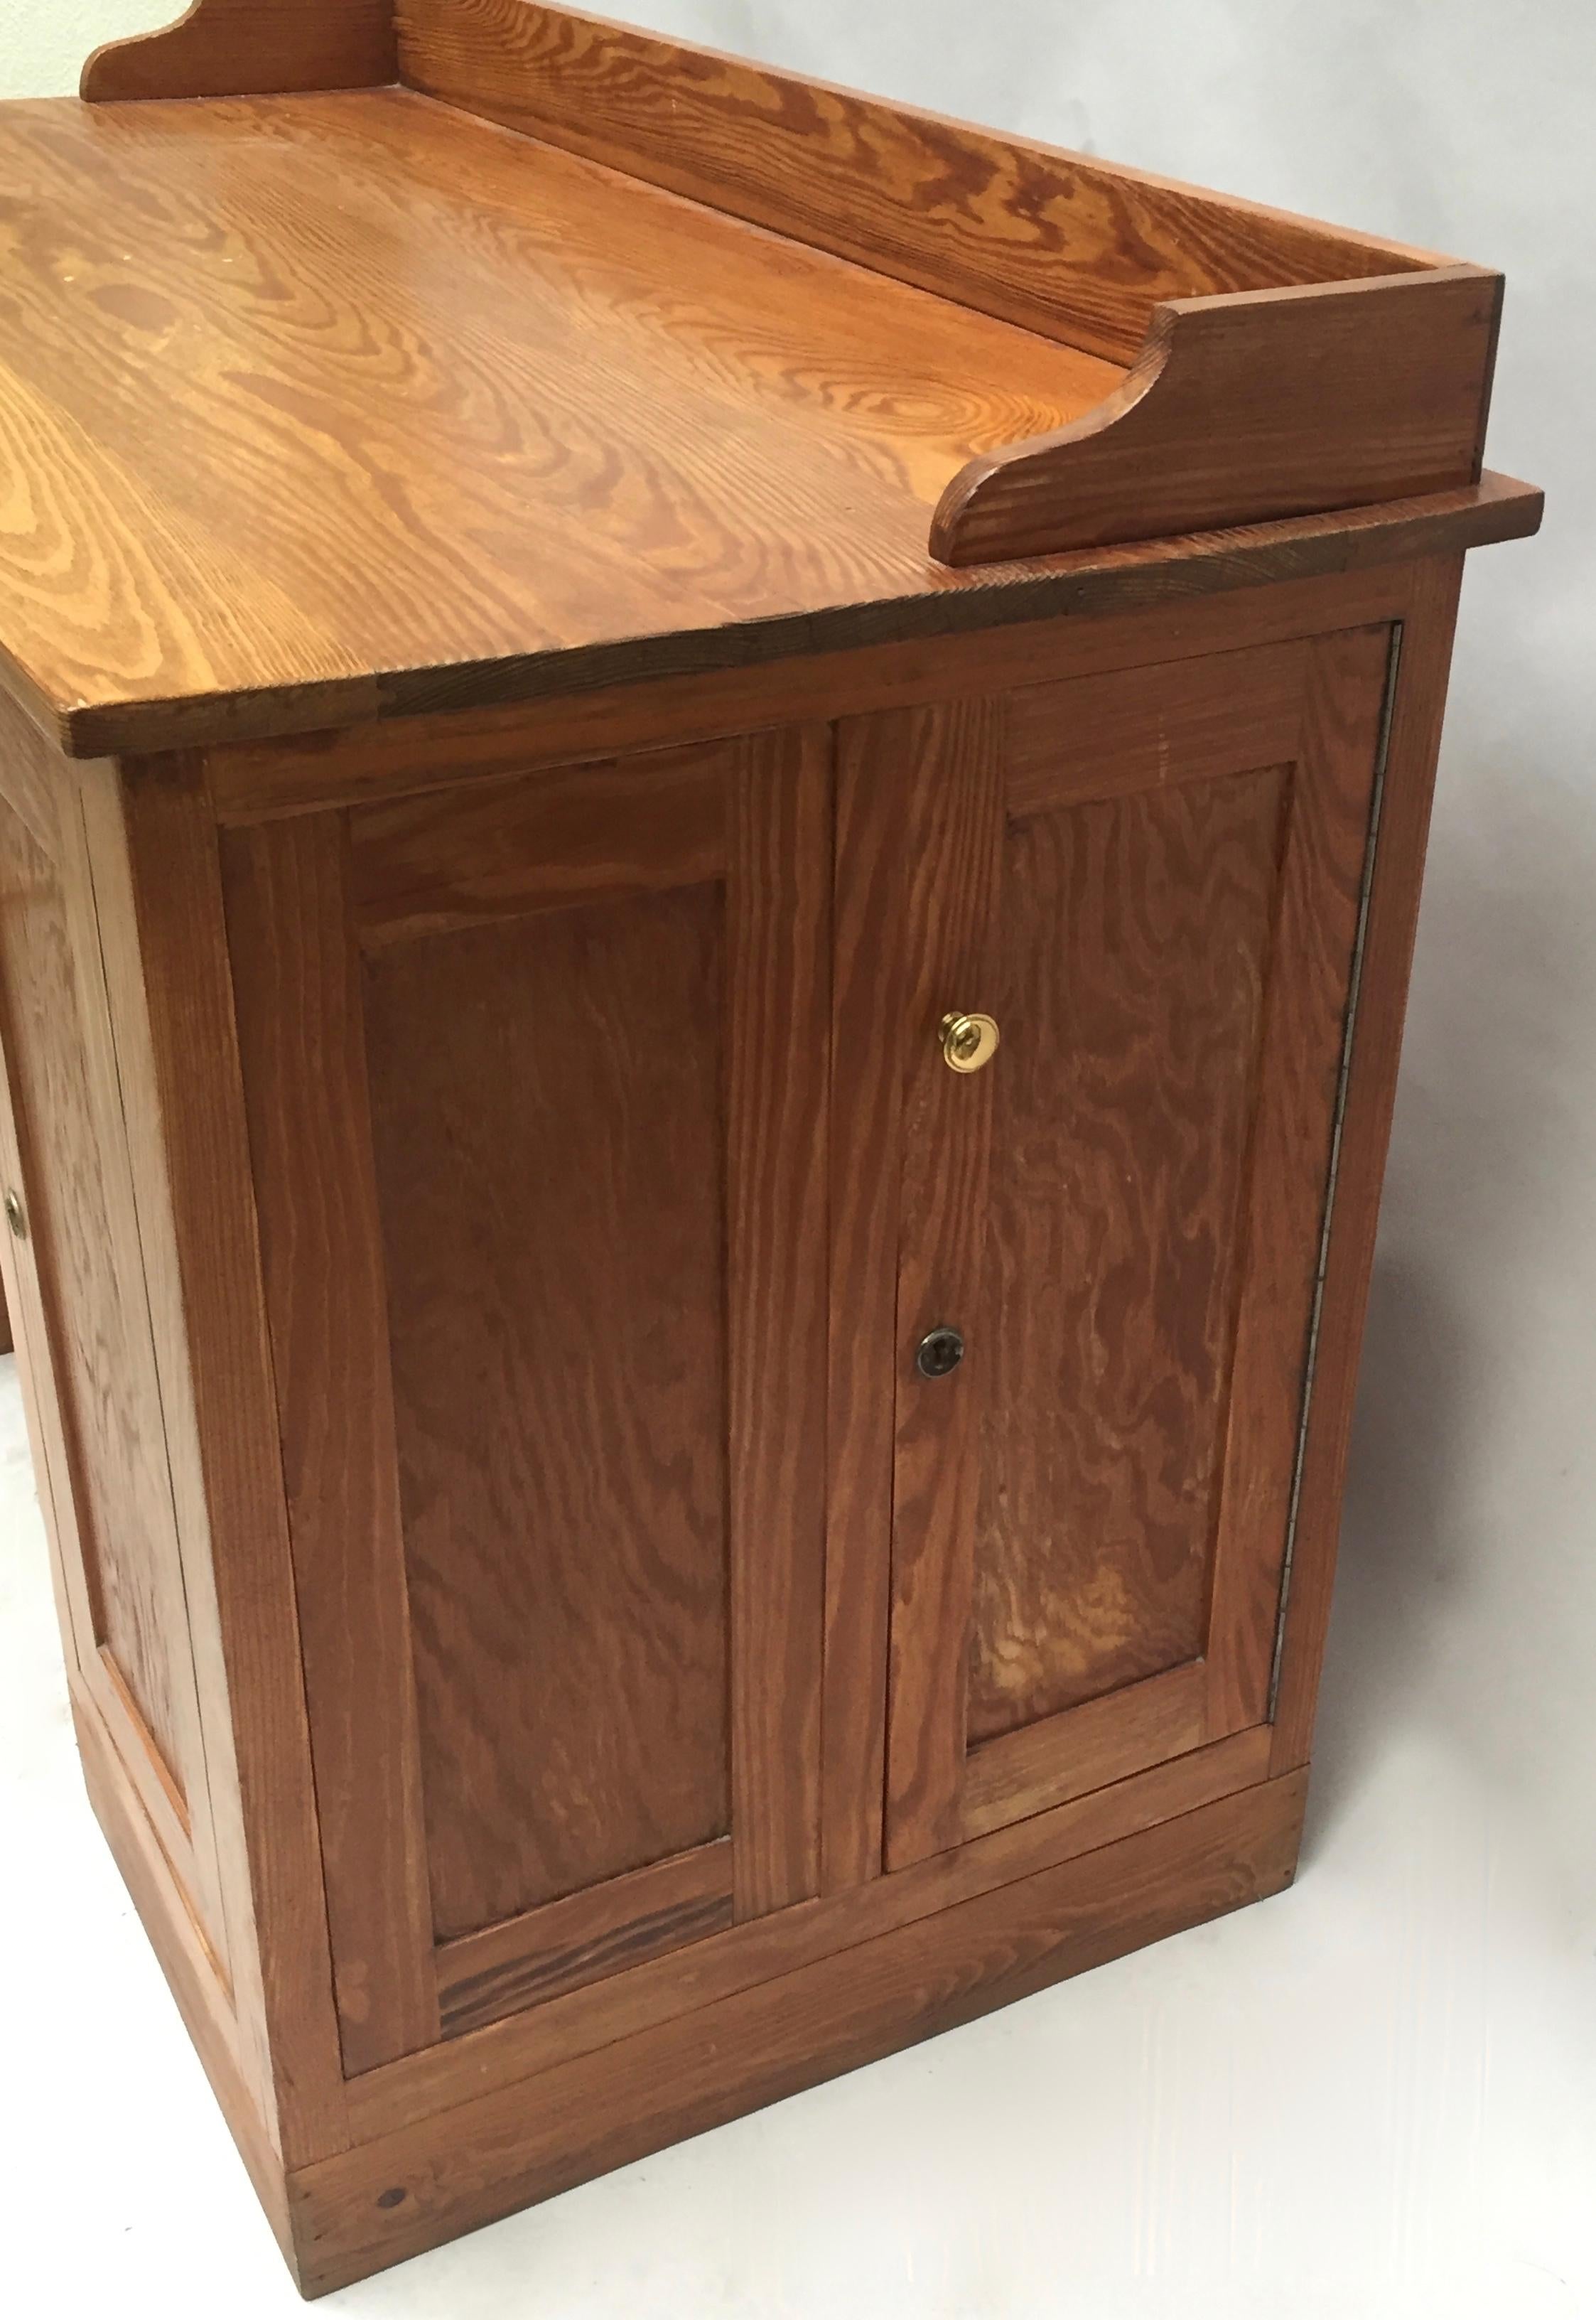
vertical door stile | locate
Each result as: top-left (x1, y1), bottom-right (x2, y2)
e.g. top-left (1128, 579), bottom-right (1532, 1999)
top-left (821, 716), bottom-right (910, 1892)
top-left (880, 697), bottom-right (1008, 1873)
top-left (727, 724), bottom-right (834, 1919)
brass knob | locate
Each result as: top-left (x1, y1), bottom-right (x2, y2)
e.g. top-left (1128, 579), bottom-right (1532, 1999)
top-left (4, 1188), bottom-right (25, 1241)
top-left (939, 1011), bottom-right (1001, 1074)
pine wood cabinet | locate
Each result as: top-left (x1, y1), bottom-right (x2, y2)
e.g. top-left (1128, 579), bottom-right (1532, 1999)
top-left (0, 1), bottom-right (1539, 2297)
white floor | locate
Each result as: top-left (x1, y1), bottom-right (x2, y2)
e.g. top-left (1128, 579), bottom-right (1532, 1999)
top-left (2, 1308), bottom-right (1592, 2320)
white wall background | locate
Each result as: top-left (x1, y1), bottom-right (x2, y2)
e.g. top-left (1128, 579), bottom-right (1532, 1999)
top-left (2, 4), bottom-right (1593, 2316)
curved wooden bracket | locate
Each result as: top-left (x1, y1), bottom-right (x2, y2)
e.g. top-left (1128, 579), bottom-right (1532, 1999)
top-left (82, 1), bottom-right (397, 102)
top-left (932, 267), bottom-right (1503, 567)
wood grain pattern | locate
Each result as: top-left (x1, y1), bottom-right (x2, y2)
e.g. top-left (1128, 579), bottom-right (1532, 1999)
top-left (292, 1768), bottom-right (1307, 2294)
top-left (726, 726), bottom-right (832, 1916)
top-left (347, 1724), bottom-right (1272, 2139)
top-left (362, 878), bottom-right (733, 1937)
top-left (820, 719), bottom-right (910, 1892)
top-left (963, 1662), bottom-right (1209, 1842)
top-left (1269, 561), bottom-right (1465, 1773)
top-left (0, 786), bottom-right (99, 1692)
top-left (0, 90), bottom-right (1109, 757)
top-left (220, 814), bottom-right (441, 2071)
top-left (350, 741), bottom-right (730, 945)
top-left (878, 697), bottom-right (1007, 1871)
top-left (436, 1840), bottom-right (733, 2039)
top-left (0, 713), bottom-right (241, 1970)
top-left (934, 271), bottom-right (1501, 564)
top-left (0, 789), bottom-right (112, 1690)
top-left (969, 763), bottom-right (1290, 1741)
top-left (0, 20), bottom-right (1540, 2267)
top-left (115, 751), bottom-right (352, 2160)
top-left (217, 724), bottom-right (826, 2069)
top-left (82, 1), bottom-right (397, 102)
top-left (0, 696), bottom-right (58, 849)
top-left (1202, 625), bottom-right (1391, 1731)
top-left (200, 510), bottom-right (1541, 822)
top-left (1007, 640), bottom-right (1307, 816)
top-left (861, 624), bottom-right (1396, 1859)
top-left (0, 789), bottom-right (196, 1794)
top-left (75, 756), bottom-right (291, 2142)
top-left (397, 0), bottom-right (1438, 365)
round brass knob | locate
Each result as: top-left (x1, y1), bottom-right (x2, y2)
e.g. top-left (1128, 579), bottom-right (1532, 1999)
top-left (939, 1011), bottom-right (1001, 1074)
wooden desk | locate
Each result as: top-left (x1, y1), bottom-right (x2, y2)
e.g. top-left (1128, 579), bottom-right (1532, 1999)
top-left (0, 2), bottom-right (1540, 2294)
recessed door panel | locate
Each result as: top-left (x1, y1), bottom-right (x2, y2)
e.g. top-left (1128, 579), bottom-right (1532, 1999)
top-left (969, 766), bottom-right (1290, 1743)
top-left (363, 884), bottom-right (730, 1940)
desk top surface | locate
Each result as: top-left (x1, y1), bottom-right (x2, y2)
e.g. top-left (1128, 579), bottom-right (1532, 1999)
top-left (0, 88), bottom-right (1123, 756)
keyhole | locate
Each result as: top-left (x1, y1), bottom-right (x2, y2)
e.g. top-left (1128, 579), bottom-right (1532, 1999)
top-left (915, 1326), bottom-right (965, 1380)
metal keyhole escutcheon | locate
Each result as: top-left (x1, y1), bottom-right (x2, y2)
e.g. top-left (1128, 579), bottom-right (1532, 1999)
top-left (915, 1325), bottom-right (965, 1380)
top-left (4, 1188), bottom-right (26, 1241)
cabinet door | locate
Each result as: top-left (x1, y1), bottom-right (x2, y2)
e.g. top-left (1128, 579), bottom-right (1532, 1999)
top-left (221, 727), bottom-right (830, 2071)
top-left (840, 629), bottom-right (1392, 1869)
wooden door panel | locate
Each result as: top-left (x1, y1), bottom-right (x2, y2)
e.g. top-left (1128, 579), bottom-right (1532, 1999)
top-left (969, 763), bottom-right (1292, 1744)
top-left (222, 726), bottom-right (830, 2071)
top-left (363, 881), bottom-right (731, 1938)
top-left (853, 629), bottom-right (1392, 1867)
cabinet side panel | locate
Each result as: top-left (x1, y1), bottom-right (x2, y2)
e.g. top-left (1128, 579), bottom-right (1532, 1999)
top-left (362, 882), bottom-right (733, 1939)
top-left (0, 740), bottom-right (96, 1686)
top-left (1268, 559), bottom-right (1467, 1769)
top-left (1202, 625), bottom-right (1392, 1731)
top-left (0, 793), bottom-right (188, 1781)
top-left (0, 697), bottom-right (234, 1967)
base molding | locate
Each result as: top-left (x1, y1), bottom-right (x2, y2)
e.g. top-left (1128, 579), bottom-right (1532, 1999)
top-left (286, 1769), bottom-right (1306, 2296)
top-left (74, 1668), bottom-right (1305, 2299)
